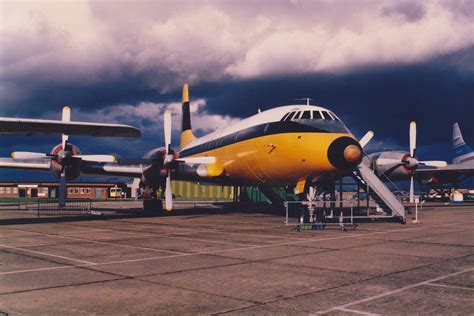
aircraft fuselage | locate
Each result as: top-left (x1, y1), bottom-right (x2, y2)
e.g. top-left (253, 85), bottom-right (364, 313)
top-left (173, 105), bottom-right (362, 186)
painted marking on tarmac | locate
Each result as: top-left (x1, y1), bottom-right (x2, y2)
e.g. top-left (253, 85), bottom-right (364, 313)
top-left (3, 222), bottom-right (473, 276)
top-left (0, 227), bottom-right (422, 275)
top-left (0, 265), bottom-right (77, 276)
top-left (313, 267), bottom-right (474, 315)
top-left (59, 223), bottom-right (263, 247)
top-left (0, 244), bottom-right (95, 265)
top-left (115, 218), bottom-right (474, 244)
top-left (79, 227), bottom-right (436, 266)
top-left (334, 307), bottom-right (380, 315)
top-left (8, 229), bottom-right (188, 256)
top-left (425, 282), bottom-right (474, 291)
top-left (10, 225), bottom-right (260, 251)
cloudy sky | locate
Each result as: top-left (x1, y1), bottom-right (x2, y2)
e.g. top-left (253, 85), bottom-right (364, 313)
top-left (0, 0), bottom-right (473, 183)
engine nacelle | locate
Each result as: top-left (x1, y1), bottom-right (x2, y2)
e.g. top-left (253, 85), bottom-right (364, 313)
top-left (49, 143), bottom-right (81, 180)
top-left (367, 151), bottom-right (413, 182)
top-left (141, 147), bottom-right (167, 186)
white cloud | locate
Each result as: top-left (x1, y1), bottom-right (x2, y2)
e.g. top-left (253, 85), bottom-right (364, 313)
top-left (67, 99), bottom-right (240, 140)
top-left (23, 99), bottom-right (239, 156)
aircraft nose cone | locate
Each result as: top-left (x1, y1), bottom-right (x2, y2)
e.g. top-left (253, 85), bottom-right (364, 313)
top-left (327, 137), bottom-right (363, 170)
top-left (344, 145), bottom-right (362, 163)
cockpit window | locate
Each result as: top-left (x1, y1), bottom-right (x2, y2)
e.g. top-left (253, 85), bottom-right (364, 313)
top-left (301, 110), bottom-right (311, 119)
top-left (313, 111), bottom-right (323, 119)
top-left (293, 111), bottom-right (302, 120)
top-left (285, 111), bottom-right (296, 121)
top-left (321, 111), bottom-right (332, 120)
top-left (329, 111), bottom-right (341, 122)
top-left (281, 112), bottom-right (291, 121)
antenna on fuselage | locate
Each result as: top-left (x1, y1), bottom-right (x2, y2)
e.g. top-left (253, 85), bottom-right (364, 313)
top-left (295, 98), bottom-right (313, 106)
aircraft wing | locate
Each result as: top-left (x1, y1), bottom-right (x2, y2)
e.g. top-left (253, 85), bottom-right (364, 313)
top-left (415, 164), bottom-right (474, 184)
top-left (415, 164), bottom-right (474, 175)
top-left (80, 160), bottom-right (147, 178)
top-left (0, 158), bottom-right (51, 171)
top-left (0, 117), bottom-right (140, 137)
top-left (0, 158), bottom-right (145, 178)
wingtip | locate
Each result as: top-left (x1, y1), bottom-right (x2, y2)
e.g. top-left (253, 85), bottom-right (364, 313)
top-left (63, 106), bottom-right (71, 110)
top-left (11, 152), bottom-right (15, 158)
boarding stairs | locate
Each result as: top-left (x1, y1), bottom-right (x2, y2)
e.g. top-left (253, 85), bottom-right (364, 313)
top-left (352, 162), bottom-right (405, 219)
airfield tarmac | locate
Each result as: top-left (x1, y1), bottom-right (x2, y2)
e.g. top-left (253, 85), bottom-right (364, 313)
top-left (0, 201), bottom-right (472, 315)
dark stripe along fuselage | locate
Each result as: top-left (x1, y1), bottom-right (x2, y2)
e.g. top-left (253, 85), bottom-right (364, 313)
top-left (179, 119), bottom-right (349, 157)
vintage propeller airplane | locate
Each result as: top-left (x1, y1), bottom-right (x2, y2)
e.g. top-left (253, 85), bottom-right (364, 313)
top-left (365, 121), bottom-right (447, 202)
top-left (414, 122), bottom-right (474, 188)
top-left (365, 121), bottom-right (474, 202)
top-left (0, 84), bottom-right (374, 211)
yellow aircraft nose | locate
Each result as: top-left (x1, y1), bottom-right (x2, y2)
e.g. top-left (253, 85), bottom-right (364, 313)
top-left (327, 137), bottom-right (362, 170)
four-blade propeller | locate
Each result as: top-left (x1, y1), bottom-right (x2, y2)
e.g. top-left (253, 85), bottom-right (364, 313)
top-left (161, 110), bottom-right (216, 211)
top-left (11, 107), bottom-right (116, 207)
top-left (375, 121), bottom-right (447, 202)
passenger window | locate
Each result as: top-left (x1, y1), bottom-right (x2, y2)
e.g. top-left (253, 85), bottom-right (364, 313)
top-left (285, 112), bottom-right (296, 121)
top-left (301, 111), bottom-right (311, 119)
top-left (281, 113), bottom-right (291, 121)
top-left (293, 111), bottom-right (302, 120)
top-left (313, 111), bottom-right (323, 119)
top-left (321, 111), bottom-right (332, 120)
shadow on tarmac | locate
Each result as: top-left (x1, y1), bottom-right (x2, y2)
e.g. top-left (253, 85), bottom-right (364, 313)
top-left (0, 202), bottom-right (279, 226)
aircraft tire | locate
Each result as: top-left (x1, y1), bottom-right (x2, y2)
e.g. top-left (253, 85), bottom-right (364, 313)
top-left (143, 199), bottom-right (164, 215)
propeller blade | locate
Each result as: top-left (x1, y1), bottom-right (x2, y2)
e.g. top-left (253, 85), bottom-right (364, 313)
top-left (11, 151), bottom-right (48, 159)
top-left (375, 158), bottom-right (403, 166)
top-left (419, 160), bottom-right (448, 167)
top-left (409, 175), bottom-right (415, 203)
top-left (77, 155), bottom-right (116, 162)
top-left (359, 131), bottom-right (374, 149)
top-left (384, 163), bottom-right (405, 176)
top-left (62, 106), bottom-right (71, 149)
top-left (59, 169), bottom-right (67, 207)
top-left (176, 156), bottom-right (216, 164)
top-left (164, 110), bottom-right (171, 154)
top-left (165, 170), bottom-right (172, 211)
top-left (410, 121), bottom-right (416, 158)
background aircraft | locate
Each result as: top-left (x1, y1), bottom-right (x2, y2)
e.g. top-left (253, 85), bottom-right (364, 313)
top-left (415, 122), bottom-right (474, 186)
top-left (0, 84), bottom-right (373, 211)
top-left (363, 121), bottom-right (446, 202)
top-left (365, 122), bottom-right (473, 202)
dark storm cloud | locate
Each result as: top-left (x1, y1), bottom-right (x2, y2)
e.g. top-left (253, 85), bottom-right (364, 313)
top-left (2, 0), bottom-right (474, 117)
top-left (193, 50), bottom-right (474, 155)
top-left (382, 2), bottom-right (426, 22)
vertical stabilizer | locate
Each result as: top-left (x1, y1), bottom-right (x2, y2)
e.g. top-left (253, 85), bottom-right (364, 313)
top-left (180, 84), bottom-right (197, 149)
top-left (452, 122), bottom-right (473, 164)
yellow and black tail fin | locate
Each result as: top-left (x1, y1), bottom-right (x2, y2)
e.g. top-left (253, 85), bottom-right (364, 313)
top-left (180, 83), bottom-right (197, 149)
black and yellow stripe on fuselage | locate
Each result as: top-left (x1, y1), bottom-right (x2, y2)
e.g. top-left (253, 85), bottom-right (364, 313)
top-left (178, 121), bottom-right (359, 186)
